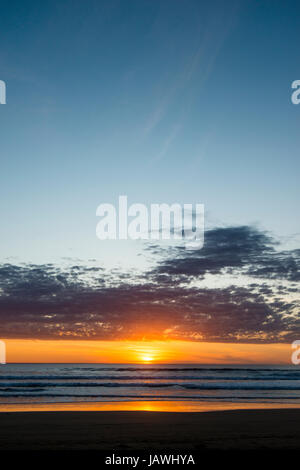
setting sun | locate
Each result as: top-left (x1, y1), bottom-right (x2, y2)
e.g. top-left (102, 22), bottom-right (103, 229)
top-left (140, 355), bottom-right (154, 363)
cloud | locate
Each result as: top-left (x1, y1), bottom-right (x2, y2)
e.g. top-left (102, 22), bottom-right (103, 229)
top-left (151, 226), bottom-right (300, 282)
top-left (141, 0), bottom-right (240, 138)
top-left (0, 226), bottom-right (299, 342)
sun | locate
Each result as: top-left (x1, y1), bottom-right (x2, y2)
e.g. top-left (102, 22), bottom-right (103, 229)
top-left (140, 355), bottom-right (154, 363)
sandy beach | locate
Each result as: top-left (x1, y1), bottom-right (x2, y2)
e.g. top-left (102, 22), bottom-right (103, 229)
top-left (0, 408), bottom-right (300, 452)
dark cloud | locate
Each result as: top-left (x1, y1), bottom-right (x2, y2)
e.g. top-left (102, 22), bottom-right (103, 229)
top-left (151, 226), bottom-right (300, 282)
top-left (0, 226), bottom-right (299, 342)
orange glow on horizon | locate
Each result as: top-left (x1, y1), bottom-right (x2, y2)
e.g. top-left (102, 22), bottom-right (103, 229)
top-left (2, 338), bottom-right (293, 364)
top-left (1, 401), bottom-right (300, 413)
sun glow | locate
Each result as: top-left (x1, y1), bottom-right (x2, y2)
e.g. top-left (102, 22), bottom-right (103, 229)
top-left (140, 355), bottom-right (154, 363)
top-left (2, 339), bottom-right (293, 364)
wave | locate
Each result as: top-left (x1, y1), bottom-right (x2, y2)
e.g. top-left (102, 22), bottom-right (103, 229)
top-left (0, 393), bottom-right (300, 400)
top-left (1, 382), bottom-right (300, 390)
top-left (0, 374), bottom-right (299, 381)
top-left (62, 367), bottom-right (299, 372)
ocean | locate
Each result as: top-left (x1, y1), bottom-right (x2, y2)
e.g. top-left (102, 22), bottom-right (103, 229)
top-left (0, 364), bottom-right (300, 405)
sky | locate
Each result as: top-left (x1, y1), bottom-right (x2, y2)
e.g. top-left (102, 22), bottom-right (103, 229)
top-left (0, 0), bottom-right (299, 362)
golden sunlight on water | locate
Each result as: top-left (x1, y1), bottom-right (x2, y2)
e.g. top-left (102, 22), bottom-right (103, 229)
top-left (1, 401), bottom-right (300, 413)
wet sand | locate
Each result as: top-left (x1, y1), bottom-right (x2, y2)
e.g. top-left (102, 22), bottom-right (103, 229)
top-left (0, 408), bottom-right (300, 451)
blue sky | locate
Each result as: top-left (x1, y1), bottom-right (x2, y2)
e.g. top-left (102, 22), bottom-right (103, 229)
top-left (0, 0), bottom-right (299, 267)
